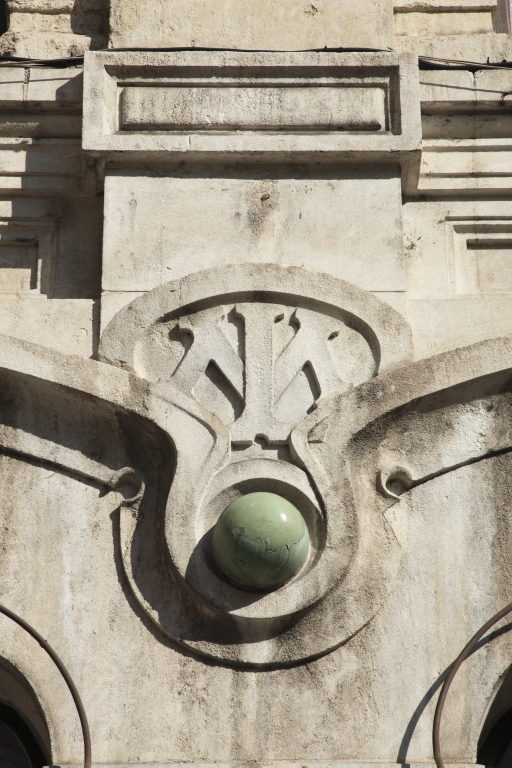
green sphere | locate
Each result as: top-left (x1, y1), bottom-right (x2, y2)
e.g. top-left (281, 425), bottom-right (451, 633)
top-left (212, 492), bottom-right (310, 591)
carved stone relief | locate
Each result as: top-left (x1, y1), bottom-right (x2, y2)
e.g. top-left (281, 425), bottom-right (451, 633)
top-left (1, 267), bottom-right (512, 676)
top-left (98, 263), bottom-right (414, 664)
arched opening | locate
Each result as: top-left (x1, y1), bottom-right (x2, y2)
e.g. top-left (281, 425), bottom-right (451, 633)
top-left (478, 666), bottom-right (512, 767)
top-left (0, 657), bottom-right (51, 768)
top-left (0, 703), bottom-right (48, 768)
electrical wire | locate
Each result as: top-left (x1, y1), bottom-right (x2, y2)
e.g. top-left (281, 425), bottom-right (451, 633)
top-left (0, 49), bottom-right (512, 72)
top-left (0, 604), bottom-right (91, 768)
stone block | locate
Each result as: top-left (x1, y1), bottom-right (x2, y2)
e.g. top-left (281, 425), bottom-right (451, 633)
top-left (0, 241), bottom-right (38, 293)
top-left (0, 217), bottom-right (56, 295)
top-left (403, 199), bottom-right (512, 300)
top-left (420, 69), bottom-right (512, 140)
top-left (403, 199), bottom-right (512, 356)
top-left (420, 68), bottom-right (512, 109)
top-left (392, 0), bottom-right (512, 58)
top-left (101, 170), bottom-right (405, 293)
top-left (0, 68), bottom-right (82, 139)
top-left (109, 0), bottom-right (394, 51)
top-left (394, 0), bottom-right (497, 36)
top-left (420, 69), bottom-right (478, 106)
top-left (1, 0), bottom-right (108, 58)
top-left (0, 196), bottom-right (102, 357)
top-left (408, 296), bottom-right (512, 357)
top-left (0, 69), bottom-right (25, 106)
top-left (394, 32), bottom-right (512, 62)
top-left (449, 221), bottom-right (512, 296)
top-left (100, 291), bottom-right (143, 334)
top-left (25, 68), bottom-right (82, 106)
top-left (0, 197), bottom-right (102, 300)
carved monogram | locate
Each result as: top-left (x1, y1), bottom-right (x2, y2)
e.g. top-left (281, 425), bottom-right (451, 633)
top-left (138, 301), bottom-right (376, 442)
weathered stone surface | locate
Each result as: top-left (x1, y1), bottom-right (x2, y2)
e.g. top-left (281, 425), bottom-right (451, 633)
top-left (121, 85), bottom-right (388, 133)
top-left (0, 0), bottom-right (108, 58)
top-left (2, 328), bottom-right (512, 761)
top-left (393, 0), bottom-right (512, 57)
top-left (394, 0), bottom-right (498, 37)
top-left (394, 32), bottom-right (512, 61)
top-left (0, 3), bottom-right (510, 768)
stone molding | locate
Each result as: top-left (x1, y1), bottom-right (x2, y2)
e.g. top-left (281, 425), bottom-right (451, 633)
top-left (95, 266), bottom-right (512, 666)
top-left (98, 264), bottom-right (413, 665)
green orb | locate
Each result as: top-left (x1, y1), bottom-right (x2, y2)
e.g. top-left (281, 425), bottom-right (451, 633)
top-left (212, 491), bottom-right (310, 591)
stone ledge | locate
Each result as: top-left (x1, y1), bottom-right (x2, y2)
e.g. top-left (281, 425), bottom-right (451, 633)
top-left (394, 31), bottom-right (512, 60)
top-left (46, 763), bottom-right (484, 768)
top-left (8, 0), bottom-right (107, 10)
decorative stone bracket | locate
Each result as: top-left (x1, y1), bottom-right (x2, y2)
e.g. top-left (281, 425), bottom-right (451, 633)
top-left (83, 50), bottom-right (422, 194)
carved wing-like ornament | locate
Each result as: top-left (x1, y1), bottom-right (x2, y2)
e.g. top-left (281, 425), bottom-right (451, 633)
top-left (2, 264), bottom-right (512, 667)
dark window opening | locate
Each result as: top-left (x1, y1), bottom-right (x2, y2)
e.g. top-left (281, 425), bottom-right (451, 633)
top-left (0, 658), bottom-right (51, 768)
top-left (0, 1), bottom-right (7, 36)
top-left (479, 666), bottom-right (512, 767)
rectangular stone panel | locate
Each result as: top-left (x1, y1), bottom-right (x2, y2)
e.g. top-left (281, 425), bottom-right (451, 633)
top-left (465, 241), bottom-right (512, 294)
top-left (394, 8), bottom-right (495, 37)
top-left (0, 219), bottom-right (57, 296)
top-left (121, 85), bottom-right (387, 133)
top-left (449, 221), bottom-right (512, 295)
top-left (83, 51), bottom-right (422, 194)
top-left (402, 200), bottom-right (512, 306)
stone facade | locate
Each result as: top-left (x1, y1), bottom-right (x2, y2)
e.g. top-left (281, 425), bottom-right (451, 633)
top-left (1, 2), bottom-right (512, 768)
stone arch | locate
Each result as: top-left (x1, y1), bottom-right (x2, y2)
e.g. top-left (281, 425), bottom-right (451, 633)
top-left (0, 609), bottom-right (86, 766)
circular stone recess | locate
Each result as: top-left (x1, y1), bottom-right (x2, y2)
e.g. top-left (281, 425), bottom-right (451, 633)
top-left (212, 491), bottom-right (310, 591)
